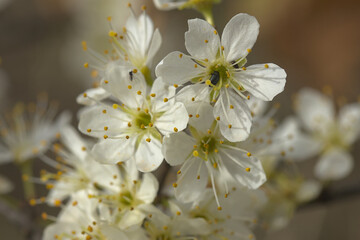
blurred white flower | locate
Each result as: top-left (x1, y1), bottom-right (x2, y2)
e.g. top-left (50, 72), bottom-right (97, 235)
top-left (294, 88), bottom-right (360, 181)
top-left (153, 0), bottom-right (220, 11)
top-left (162, 103), bottom-right (266, 208)
top-left (79, 74), bottom-right (188, 172)
top-left (156, 13), bottom-right (286, 142)
top-left (41, 126), bottom-right (121, 204)
top-left (0, 95), bottom-right (70, 164)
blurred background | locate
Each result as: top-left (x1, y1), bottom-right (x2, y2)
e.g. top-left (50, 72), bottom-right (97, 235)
top-left (0, 0), bottom-right (360, 239)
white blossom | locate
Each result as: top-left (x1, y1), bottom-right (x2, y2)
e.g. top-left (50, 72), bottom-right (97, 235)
top-left (156, 13), bottom-right (286, 142)
top-left (162, 103), bottom-right (266, 208)
top-left (79, 71), bottom-right (188, 172)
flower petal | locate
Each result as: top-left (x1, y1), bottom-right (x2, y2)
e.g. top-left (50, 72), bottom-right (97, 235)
top-left (176, 83), bottom-right (211, 108)
top-left (221, 13), bottom-right (259, 62)
top-left (220, 148), bottom-right (266, 189)
top-left (295, 88), bottom-right (335, 133)
top-left (338, 103), bottom-right (360, 145)
top-left (136, 173), bottom-right (159, 204)
top-left (235, 63), bottom-right (286, 101)
top-left (92, 138), bottom-right (136, 164)
top-left (314, 148), bottom-right (353, 181)
top-left (153, 0), bottom-right (185, 10)
top-left (155, 102), bottom-right (189, 136)
top-left (175, 158), bottom-right (208, 203)
top-left (150, 77), bottom-right (176, 112)
top-left (187, 102), bottom-right (214, 133)
top-left (156, 51), bottom-right (204, 85)
top-left (76, 87), bottom-right (111, 106)
top-left (295, 180), bottom-right (321, 203)
top-left (135, 135), bottom-right (163, 172)
top-left (214, 89), bottom-right (252, 142)
top-left (146, 28), bottom-right (162, 67)
top-left (162, 132), bottom-right (196, 166)
top-left (185, 18), bottom-right (221, 62)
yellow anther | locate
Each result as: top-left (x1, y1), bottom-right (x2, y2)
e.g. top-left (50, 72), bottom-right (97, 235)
top-left (128, 85), bottom-right (132, 89)
top-left (217, 206), bottom-right (222, 211)
top-left (242, 67), bottom-right (247, 71)
top-left (84, 62), bottom-right (89, 68)
top-left (29, 199), bottom-right (36, 206)
top-left (193, 145), bottom-right (198, 148)
top-left (174, 127), bottom-right (178, 132)
top-left (177, 170), bottom-right (181, 175)
top-left (204, 58), bottom-right (208, 62)
top-left (191, 97), bottom-right (195, 101)
top-left (81, 146), bottom-right (86, 151)
top-left (150, 93), bottom-right (156, 97)
top-left (247, 152), bottom-right (252, 157)
top-left (197, 175), bottom-right (200, 179)
top-left (228, 124), bottom-right (232, 128)
top-left (214, 149), bottom-right (218, 153)
top-left (264, 64), bottom-right (269, 69)
top-left (108, 31), bottom-right (117, 37)
top-left (127, 2), bottom-right (131, 7)
top-left (221, 46), bottom-right (224, 51)
top-left (102, 109), bottom-right (107, 114)
top-left (125, 135), bottom-right (130, 139)
top-left (112, 104), bottom-right (118, 109)
top-left (214, 30), bottom-right (218, 35)
top-left (205, 80), bottom-right (211, 85)
top-left (216, 116), bottom-right (220, 121)
top-left (104, 126), bottom-right (108, 131)
top-left (141, 5), bottom-right (147, 11)
top-left (104, 50), bottom-right (109, 54)
top-left (230, 105), bottom-right (234, 109)
top-left (213, 163), bottom-right (217, 168)
top-left (196, 114), bottom-right (200, 118)
top-left (173, 84), bottom-right (178, 88)
top-left (103, 135), bottom-right (108, 139)
top-left (140, 124), bottom-right (145, 129)
top-left (172, 183), bottom-right (178, 188)
top-left (87, 129), bottom-right (92, 133)
top-left (207, 130), bottom-right (212, 134)
top-left (81, 41), bottom-right (87, 51)
top-left (249, 234), bottom-right (254, 239)
top-left (225, 193), bottom-right (228, 198)
top-left (137, 91), bottom-right (142, 95)
top-left (133, 69), bottom-right (138, 73)
top-left (205, 40), bottom-right (209, 43)
top-left (189, 114), bottom-right (193, 118)
top-left (194, 64), bottom-right (198, 68)
top-left (176, 211), bottom-right (181, 216)
top-left (247, 49), bottom-right (252, 53)
top-left (46, 184), bottom-right (54, 189)
top-left (245, 168), bottom-right (251, 172)
top-left (87, 226), bottom-right (93, 232)
top-left (104, 80), bottom-right (109, 84)
top-left (247, 95), bottom-right (250, 100)
top-left (72, 201), bottom-right (78, 206)
top-left (163, 225), bottom-right (168, 230)
top-left (146, 138), bottom-right (151, 142)
top-left (193, 150), bottom-right (199, 157)
top-left (179, 54), bottom-right (183, 58)
top-left (219, 140), bottom-right (224, 144)
top-left (128, 122), bottom-right (132, 127)
top-left (149, 123), bottom-right (153, 127)
top-left (54, 200), bottom-right (61, 207)
top-left (163, 98), bottom-right (169, 102)
top-left (41, 212), bottom-right (48, 220)
top-left (107, 16), bottom-right (112, 21)
top-left (83, 93), bottom-right (87, 97)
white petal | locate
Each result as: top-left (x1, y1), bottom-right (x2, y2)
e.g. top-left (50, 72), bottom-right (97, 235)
top-left (135, 135), bottom-right (163, 172)
top-left (76, 87), bottom-right (111, 106)
top-left (338, 103), bottom-right (360, 145)
top-left (235, 63), bottom-right (286, 101)
top-left (221, 13), bottom-right (259, 62)
top-left (176, 83), bottom-right (211, 108)
top-left (43, 223), bottom-right (81, 240)
top-left (155, 51), bottom-right (204, 85)
top-left (220, 148), bottom-right (266, 189)
top-left (153, 0), bottom-right (185, 10)
top-left (136, 173), bottom-right (159, 204)
top-left (296, 88), bottom-right (335, 133)
top-left (187, 102), bottom-right (214, 133)
top-left (92, 138), bottom-right (136, 164)
top-left (155, 102), bottom-right (189, 136)
top-left (214, 89), bottom-right (252, 142)
top-left (271, 117), bottom-right (322, 161)
top-left (162, 132), bottom-right (196, 166)
top-left (150, 77), bottom-right (176, 112)
top-left (185, 18), bottom-right (221, 62)
top-left (100, 225), bottom-right (129, 240)
top-left (60, 126), bottom-right (88, 161)
top-left (0, 144), bottom-right (12, 164)
top-left (146, 28), bottom-right (162, 67)
top-left (78, 105), bottom-right (130, 138)
top-left (0, 175), bottom-right (13, 194)
top-left (314, 148), bottom-right (353, 181)
top-left (175, 158), bottom-right (208, 203)
top-left (296, 180), bottom-right (322, 203)
top-left (246, 96), bottom-right (268, 118)
top-left (101, 64), bottom-right (146, 108)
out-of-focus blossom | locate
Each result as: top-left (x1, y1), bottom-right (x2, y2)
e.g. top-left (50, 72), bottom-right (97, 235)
top-left (156, 13), bottom-right (286, 142)
top-left (153, 0), bottom-right (220, 11)
top-left (79, 75), bottom-right (188, 172)
top-left (0, 175), bottom-right (13, 194)
top-left (293, 88), bottom-right (360, 181)
top-left (0, 94), bottom-right (70, 165)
